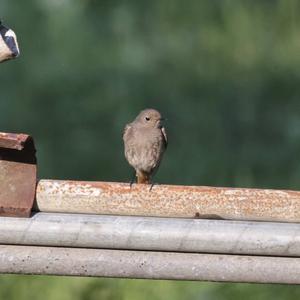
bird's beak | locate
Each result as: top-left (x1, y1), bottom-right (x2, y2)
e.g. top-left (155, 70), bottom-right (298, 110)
top-left (159, 117), bottom-right (167, 121)
top-left (157, 117), bottom-right (166, 128)
top-left (0, 21), bottom-right (20, 63)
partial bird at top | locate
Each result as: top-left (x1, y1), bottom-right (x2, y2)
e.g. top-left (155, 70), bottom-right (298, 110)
top-left (0, 20), bottom-right (20, 63)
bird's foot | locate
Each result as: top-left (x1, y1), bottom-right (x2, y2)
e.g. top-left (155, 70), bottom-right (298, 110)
top-left (129, 172), bottom-right (136, 189)
top-left (149, 182), bottom-right (158, 192)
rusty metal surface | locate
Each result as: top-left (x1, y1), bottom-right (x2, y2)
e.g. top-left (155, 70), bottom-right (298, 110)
top-left (36, 180), bottom-right (300, 222)
top-left (0, 245), bottom-right (300, 284)
top-left (0, 132), bottom-right (30, 150)
top-left (0, 132), bottom-right (37, 217)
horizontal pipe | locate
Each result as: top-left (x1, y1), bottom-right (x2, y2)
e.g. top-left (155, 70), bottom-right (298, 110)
top-left (36, 180), bottom-right (300, 222)
top-left (1, 213), bottom-right (300, 256)
top-left (0, 245), bottom-right (300, 284)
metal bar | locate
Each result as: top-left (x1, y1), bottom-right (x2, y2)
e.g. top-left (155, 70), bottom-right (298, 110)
top-left (36, 180), bottom-right (300, 222)
top-left (1, 212), bottom-right (300, 256)
top-left (0, 245), bottom-right (300, 284)
top-left (0, 133), bottom-right (30, 150)
top-left (0, 132), bottom-right (37, 217)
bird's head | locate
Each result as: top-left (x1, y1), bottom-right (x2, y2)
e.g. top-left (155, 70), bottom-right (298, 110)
top-left (135, 108), bottom-right (165, 129)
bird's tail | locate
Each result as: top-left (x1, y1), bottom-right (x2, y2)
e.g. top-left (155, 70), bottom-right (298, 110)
top-left (137, 171), bottom-right (151, 184)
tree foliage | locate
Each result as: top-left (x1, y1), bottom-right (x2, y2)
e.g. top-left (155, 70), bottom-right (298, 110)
top-left (1, 0), bottom-right (300, 299)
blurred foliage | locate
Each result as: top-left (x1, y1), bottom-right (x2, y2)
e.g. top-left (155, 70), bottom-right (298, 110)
top-left (1, 0), bottom-right (300, 299)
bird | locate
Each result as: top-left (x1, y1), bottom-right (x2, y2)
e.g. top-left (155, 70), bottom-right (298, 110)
top-left (0, 20), bottom-right (20, 63)
top-left (123, 108), bottom-right (167, 185)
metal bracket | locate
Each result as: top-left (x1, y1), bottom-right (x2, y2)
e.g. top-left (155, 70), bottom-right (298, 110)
top-left (0, 132), bottom-right (37, 217)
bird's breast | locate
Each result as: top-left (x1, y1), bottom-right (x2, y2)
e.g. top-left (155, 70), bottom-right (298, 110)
top-left (124, 128), bottom-right (165, 173)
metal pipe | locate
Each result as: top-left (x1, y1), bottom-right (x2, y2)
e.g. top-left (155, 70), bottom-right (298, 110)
top-left (1, 212), bottom-right (300, 256)
top-left (36, 180), bottom-right (300, 222)
top-left (0, 245), bottom-right (300, 284)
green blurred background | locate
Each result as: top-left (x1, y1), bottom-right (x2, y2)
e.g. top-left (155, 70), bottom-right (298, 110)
top-left (1, 0), bottom-right (300, 299)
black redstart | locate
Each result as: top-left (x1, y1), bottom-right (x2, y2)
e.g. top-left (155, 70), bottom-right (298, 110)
top-left (123, 108), bottom-right (167, 184)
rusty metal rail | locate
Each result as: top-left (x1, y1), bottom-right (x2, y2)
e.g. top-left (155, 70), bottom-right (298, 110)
top-left (36, 180), bottom-right (300, 222)
top-left (2, 131), bottom-right (300, 284)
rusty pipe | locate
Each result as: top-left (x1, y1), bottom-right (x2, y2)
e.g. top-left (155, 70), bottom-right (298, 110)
top-left (36, 180), bottom-right (300, 222)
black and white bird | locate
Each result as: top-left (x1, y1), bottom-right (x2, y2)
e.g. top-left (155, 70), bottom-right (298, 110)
top-left (0, 20), bottom-right (20, 63)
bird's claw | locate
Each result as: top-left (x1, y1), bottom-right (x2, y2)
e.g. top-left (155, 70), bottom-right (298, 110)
top-left (129, 172), bottom-right (136, 189)
top-left (149, 182), bottom-right (155, 192)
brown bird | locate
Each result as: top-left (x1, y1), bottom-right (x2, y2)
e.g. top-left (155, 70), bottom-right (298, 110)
top-left (123, 108), bottom-right (167, 184)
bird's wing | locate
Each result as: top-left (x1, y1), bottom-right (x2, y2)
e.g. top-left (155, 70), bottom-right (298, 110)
top-left (161, 126), bottom-right (168, 149)
top-left (123, 123), bottom-right (132, 140)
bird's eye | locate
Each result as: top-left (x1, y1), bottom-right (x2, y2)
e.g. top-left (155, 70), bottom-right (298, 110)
top-left (145, 117), bottom-right (150, 121)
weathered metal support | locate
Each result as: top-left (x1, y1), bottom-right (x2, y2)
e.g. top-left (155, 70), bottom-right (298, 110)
top-left (36, 180), bottom-right (300, 222)
top-left (0, 245), bottom-right (300, 284)
top-left (0, 212), bottom-right (300, 257)
top-left (0, 132), bottom-right (37, 217)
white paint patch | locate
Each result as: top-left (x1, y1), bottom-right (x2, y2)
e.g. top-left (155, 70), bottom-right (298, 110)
top-left (43, 181), bottom-right (101, 197)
